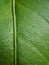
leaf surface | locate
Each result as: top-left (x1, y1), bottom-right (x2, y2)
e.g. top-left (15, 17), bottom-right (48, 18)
top-left (16, 0), bottom-right (49, 65)
top-left (0, 0), bottom-right (13, 65)
top-left (0, 0), bottom-right (49, 65)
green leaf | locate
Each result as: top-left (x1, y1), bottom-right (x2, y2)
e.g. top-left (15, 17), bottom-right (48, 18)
top-left (0, 0), bottom-right (13, 65)
top-left (0, 0), bottom-right (49, 65)
top-left (16, 0), bottom-right (49, 65)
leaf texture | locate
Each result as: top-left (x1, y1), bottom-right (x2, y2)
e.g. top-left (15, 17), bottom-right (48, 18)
top-left (0, 0), bottom-right (13, 65)
top-left (16, 0), bottom-right (49, 65)
top-left (0, 0), bottom-right (49, 65)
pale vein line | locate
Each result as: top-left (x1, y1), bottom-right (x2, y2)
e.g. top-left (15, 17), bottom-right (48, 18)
top-left (12, 0), bottom-right (17, 65)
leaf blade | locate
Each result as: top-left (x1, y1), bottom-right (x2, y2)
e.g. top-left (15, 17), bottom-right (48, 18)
top-left (16, 0), bottom-right (49, 65)
top-left (0, 0), bottom-right (13, 65)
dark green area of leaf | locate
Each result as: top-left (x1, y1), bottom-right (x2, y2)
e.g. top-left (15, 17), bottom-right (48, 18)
top-left (0, 0), bottom-right (13, 65)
